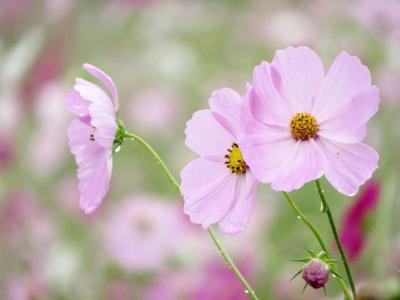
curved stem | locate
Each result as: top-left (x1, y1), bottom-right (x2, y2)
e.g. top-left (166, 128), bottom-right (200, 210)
top-left (282, 191), bottom-right (352, 300)
top-left (315, 180), bottom-right (357, 300)
top-left (124, 131), bottom-right (259, 300)
top-left (124, 132), bottom-right (180, 191)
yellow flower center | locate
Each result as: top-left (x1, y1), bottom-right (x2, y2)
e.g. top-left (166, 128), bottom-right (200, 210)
top-left (290, 113), bottom-right (318, 141)
top-left (224, 143), bottom-right (248, 174)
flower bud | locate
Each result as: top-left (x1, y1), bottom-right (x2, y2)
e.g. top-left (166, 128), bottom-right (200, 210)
top-left (302, 258), bottom-right (330, 289)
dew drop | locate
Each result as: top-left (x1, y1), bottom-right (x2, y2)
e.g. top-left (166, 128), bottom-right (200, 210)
top-left (297, 216), bottom-right (301, 220)
top-left (115, 146), bottom-right (121, 152)
top-left (244, 289), bottom-right (249, 294)
top-left (320, 202), bottom-right (327, 213)
top-left (332, 274), bottom-right (336, 278)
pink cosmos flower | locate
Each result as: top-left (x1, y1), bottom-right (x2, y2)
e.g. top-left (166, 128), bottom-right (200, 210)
top-left (65, 64), bottom-right (119, 214)
top-left (103, 196), bottom-right (183, 271)
top-left (241, 46), bottom-right (379, 196)
top-left (180, 88), bottom-right (258, 234)
top-left (339, 180), bottom-right (380, 261)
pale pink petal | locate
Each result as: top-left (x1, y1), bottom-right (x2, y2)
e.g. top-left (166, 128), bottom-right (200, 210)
top-left (67, 118), bottom-right (112, 214)
top-left (251, 62), bottom-right (292, 126)
top-left (240, 84), bottom-right (272, 135)
top-left (185, 110), bottom-right (234, 159)
top-left (78, 151), bottom-right (113, 214)
top-left (219, 172), bottom-right (257, 234)
top-left (67, 119), bottom-right (94, 155)
top-left (83, 63), bottom-right (119, 110)
top-left (208, 88), bottom-right (241, 137)
top-left (181, 158), bottom-right (237, 228)
top-left (180, 157), bottom-right (229, 196)
top-left (74, 78), bottom-right (115, 115)
top-left (270, 139), bottom-right (325, 192)
top-left (271, 46), bottom-right (325, 113)
top-left (89, 102), bottom-right (117, 150)
top-left (314, 51), bottom-right (372, 120)
top-left (65, 91), bottom-right (90, 117)
top-left (318, 139), bottom-right (379, 196)
top-left (318, 86), bottom-right (379, 143)
top-left (240, 126), bottom-right (293, 183)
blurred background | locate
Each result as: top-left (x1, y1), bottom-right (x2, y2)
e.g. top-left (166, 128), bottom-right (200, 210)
top-left (1, 0), bottom-right (400, 299)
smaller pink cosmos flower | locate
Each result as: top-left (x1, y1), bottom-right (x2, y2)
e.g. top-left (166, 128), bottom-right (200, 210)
top-left (66, 64), bottom-right (119, 214)
top-left (180, 88), bottom-right (258, 234)
top-left (241, 46), bottom-right (379, 196)
top-left (339, 180), bottom-right (380, 261)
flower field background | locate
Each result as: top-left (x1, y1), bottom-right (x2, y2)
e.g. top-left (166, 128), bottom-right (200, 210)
top-left (1, 0), bottom-right (400, 299)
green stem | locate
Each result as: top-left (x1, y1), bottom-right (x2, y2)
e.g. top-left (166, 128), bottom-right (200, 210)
top-left (208, 228), bottom-right (259, 300)
top-left (124, 131), bottom-right (259, 300)
top-left (315, 180), bottom-right (357, 300)
top-left (282, 191), bottom-right (352, 300)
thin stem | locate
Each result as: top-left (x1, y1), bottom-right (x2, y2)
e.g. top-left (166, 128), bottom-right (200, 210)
top-left (208, 228), bottom-right (259, 300)
top-left (315, 179), bottom-right (357, 300)
top-left (124, 132), bottom-right (180, 191)
top-left (124, 131), bottom-right (259, 300)
top-left (282, 191), bottom-right (352, 300)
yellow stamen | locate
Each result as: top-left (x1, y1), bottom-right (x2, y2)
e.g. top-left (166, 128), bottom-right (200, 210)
top-left (290, 113), bottom-right (318, 141)
top-left (224, 143), bottom-right (248, 174)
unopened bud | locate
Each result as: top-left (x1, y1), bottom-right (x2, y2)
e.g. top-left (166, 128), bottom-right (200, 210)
top-left (302, 258), bottom-right (330, 289)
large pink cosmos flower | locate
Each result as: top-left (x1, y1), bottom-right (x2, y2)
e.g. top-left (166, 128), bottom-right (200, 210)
top-left (241, 46), bottom-right (379, 196)
top-left (180, 88), bottom-right (258, 234)
top-left (66, 64), bottom-right (119, 214)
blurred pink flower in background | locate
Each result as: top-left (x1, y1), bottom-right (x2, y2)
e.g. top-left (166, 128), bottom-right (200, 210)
top-left (3, 268), bottom-right (48, 300)
top-left (21, 40), bottom-right (66, 105)
top-left (376, 68), bottom-right (400, 105)
top-left (241, 46), bottom-right (379, 196)
top-left (0, 137), bottom-right (14, 169)
top-left (181, 88), bottom-right (258, 234)
top-left (339, 180), bottom-right (380, 262)
top-left (103, 196), bottom-right (183, 271)
top-left (0, 191), bottom-right (54, 245)
top-left (127, 87), bottom-right (183, 136)
top-left (29, 82), bottom-right (69, 177)
top-left (115, 0), bottom-right (159, 8)
top-left (147, 259), bottom-right (254, 300)
top-left (193, 259), bottom-right (253, 300)
top-left (147, 271), bottom-right (199, 300)
top-left (0, 89), bottom-right (21, 170)
top-left (0, 0), bottom-right (35, 33)
top-left (353, 0), bottom-right (400, 36)
top-left (56, 176), bottom-right (82, 215)
top-left (66, 64), bottom-right (119, 214)
top-left (106, 281), bottom-right (136, 300)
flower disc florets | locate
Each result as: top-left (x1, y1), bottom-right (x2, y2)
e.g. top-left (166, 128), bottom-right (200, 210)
top-left (224, 143), bottom-right (248, 174)
top-left (290, 112), bottom-right (318, 141)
